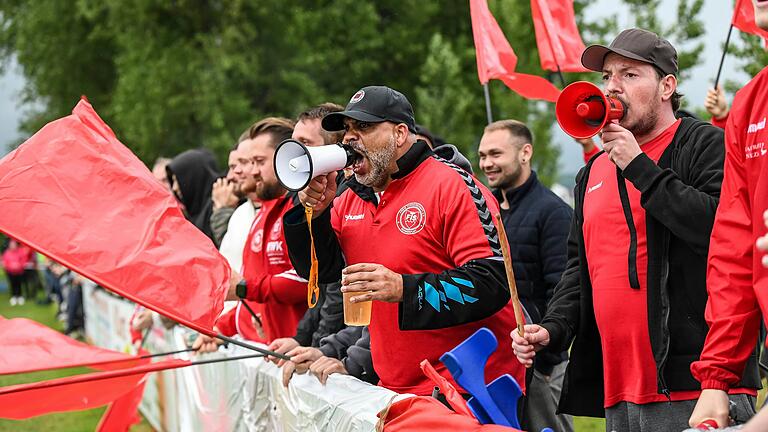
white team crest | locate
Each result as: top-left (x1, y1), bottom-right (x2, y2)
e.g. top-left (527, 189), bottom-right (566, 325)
top-left (350, 90), bottom-right (365, 104)
top-left (396, 202), bottom-right (426, 235)
top-left (251, 229), bottom-right (264, 252)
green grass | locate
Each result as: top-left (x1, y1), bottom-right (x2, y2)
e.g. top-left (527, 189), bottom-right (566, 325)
top-left (0, 290), bottom-right (154, 432)
top-left (574, 416), bottom-right (605, 431)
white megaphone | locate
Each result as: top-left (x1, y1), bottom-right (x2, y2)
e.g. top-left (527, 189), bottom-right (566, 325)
top-left (274, 139), bottom-right (362, 191)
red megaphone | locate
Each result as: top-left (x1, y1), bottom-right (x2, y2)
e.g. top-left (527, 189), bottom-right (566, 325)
top-left (555, 81), bottom-right (626, 139)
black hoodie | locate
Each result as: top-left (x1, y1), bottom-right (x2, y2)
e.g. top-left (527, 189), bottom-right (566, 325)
top-left (166, 149), bottom-right (219, 242)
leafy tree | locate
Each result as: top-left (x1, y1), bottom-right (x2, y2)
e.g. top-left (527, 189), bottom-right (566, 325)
top-left (0, 0), bottom-right (708, 186)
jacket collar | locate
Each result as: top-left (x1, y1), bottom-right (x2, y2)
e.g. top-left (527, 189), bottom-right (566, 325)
top-left (391, 139), bottom-right (434, 180)
top-left (493, 171), bottom-right (538, 211)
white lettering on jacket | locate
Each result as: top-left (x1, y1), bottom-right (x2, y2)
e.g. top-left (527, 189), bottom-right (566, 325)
top-left (748, 117), bottom-right (766, 134)
top-left (344, 213), bottom-right (364, 221)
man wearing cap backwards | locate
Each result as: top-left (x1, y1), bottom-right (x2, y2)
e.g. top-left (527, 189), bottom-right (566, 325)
top-left (510, 28), bottom-right (760, 430)
top-left (281, 85), bottom-right (525, 396)
top-left (689, 1), bottom-right (768, 430)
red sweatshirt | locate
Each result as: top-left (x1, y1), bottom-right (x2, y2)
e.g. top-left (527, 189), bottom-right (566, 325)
top-left (692, 67), bottom-right (768, 391)
top-left (239, 194), bottom-right (307, 342)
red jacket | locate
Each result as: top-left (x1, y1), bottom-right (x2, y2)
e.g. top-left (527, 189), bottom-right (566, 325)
top-left (239, 194), bottom-right (307, 342)
top-left (214, 301), bottom-right (267, 343)
top-left (285, 141), bottom-right (524, 396)
top-left (691, 66), bottom-right (768, 390)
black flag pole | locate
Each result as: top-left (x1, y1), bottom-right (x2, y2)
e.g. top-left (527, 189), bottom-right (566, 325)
top-left (714, 24), bottom-right (735, 90)
top-left (215, 333), bottom-right (291, 361)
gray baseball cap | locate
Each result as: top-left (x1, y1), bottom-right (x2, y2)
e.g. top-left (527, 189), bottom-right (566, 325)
top-left (581, 28), bottom-right (678, 76)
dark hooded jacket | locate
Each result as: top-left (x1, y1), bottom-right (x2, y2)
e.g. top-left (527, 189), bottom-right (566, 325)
top-left (167, 149), bottom-right (219, 242)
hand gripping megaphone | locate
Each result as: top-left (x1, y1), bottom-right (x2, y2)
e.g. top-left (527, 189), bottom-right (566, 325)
top-left (274, 139), bottom-right (361, 191)
top-left (555, 81), bottom-right (626, 139)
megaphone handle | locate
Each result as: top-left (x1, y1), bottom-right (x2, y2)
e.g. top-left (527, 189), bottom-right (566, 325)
top-left (305, 205), bottom-right (320, 308)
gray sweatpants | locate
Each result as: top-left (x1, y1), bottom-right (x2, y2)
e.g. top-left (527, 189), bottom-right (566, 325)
top-left (605, 394), bottom-right (756, 432)
top-left (524, 361), bottom-right (574, 432)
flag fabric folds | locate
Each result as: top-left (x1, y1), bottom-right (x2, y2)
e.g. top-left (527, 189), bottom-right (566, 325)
top-left (0, 317), bottom-right (136, 375)
top-left (530, 0), bottom-right (589, 72)
top-left (469, 0), bottom-right (561, 102)
top-left (733, 0), bottom-right (768, 47)
top-left (0, 99), bottom-right (229, 335)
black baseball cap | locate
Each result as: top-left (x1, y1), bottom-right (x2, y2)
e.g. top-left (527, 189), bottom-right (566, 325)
top-left (581, 28), bottom-right (678, 76)
top-left (322, 85), bottom-right (417, 133)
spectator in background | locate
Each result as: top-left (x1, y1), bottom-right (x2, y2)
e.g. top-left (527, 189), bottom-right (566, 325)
top-left (3, 239), bottom-right (27, 306)
top-left (210, 147), bottom-right (247, 245)
top-left (478, 119), bottom-right (574, 432)
top-left (166, 149), bottom-right (220, 243)
top-left (21, 246), bottom-right (41, 302)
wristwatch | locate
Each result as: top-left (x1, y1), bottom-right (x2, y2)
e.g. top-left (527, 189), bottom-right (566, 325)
top-left (236, 279), bottom-right (248, 299)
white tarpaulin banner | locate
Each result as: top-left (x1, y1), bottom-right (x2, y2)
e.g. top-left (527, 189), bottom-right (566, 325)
top-left (84, 286), bottom-right (410, 432)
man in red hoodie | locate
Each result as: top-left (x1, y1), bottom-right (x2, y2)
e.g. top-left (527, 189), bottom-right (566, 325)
top-left (689, 1), bottom-right (768, 429)
top-left (221, 117), bottom-right (309, 342)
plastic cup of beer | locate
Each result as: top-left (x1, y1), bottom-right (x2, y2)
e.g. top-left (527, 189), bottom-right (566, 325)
top-left (342, 288), bottom-right (372, 326)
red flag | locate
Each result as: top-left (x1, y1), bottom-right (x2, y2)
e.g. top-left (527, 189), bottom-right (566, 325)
top-left (0, 317), bottom-right (137, 375)
top-left (732, 0), bottom-right (768, 47)
top-left (469, 0), bottom-right (561, 102)
top-left (531, 0), bottom-right (589, 72)
top-left (0, 99), bottom-right (229, 336)
top-left (96, 349), bottom-right (151, 432)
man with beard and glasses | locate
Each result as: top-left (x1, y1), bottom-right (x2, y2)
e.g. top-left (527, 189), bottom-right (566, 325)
top-left (479, 119), bottom-right (574, 432)
top-left (688, 1), bottom-right (768, 429)
top-left (280, 86), bottom-right (525, 397)
top-left (510, 29), bottom-right (759, 431)
top-left (218, 117), bottom-right (311, 343)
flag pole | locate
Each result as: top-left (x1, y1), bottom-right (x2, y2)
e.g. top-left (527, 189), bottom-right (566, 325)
top-left (714, 23), bottom-right (734, 90)
top-left (483, 83), bottom-right (493, 124)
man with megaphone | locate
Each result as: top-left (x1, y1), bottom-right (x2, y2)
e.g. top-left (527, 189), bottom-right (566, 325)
top-left (281, 85), bottom-right (526, 397)
top-left (512, 28), bottom-right (760, 430)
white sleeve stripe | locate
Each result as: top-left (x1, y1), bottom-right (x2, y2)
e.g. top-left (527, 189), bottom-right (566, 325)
top-left (275, 272), bottom-right (308, 283)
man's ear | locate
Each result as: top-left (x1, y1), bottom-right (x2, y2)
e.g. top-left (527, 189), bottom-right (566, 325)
top-left (396, 124), bottom-right (410, 147)
top-left (660, 74), bottom-right (678, 102)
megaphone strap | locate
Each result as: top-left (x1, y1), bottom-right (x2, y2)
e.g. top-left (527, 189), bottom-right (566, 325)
top-left (305, 205), bottom-right (320, 308)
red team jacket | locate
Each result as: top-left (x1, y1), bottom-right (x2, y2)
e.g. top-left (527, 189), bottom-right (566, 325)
top-left (216, 194), bottom-right (307, 342)
top-left (692, 67), bottom-right (768, 390)
top-left (284, 141), bottom-right (525, 396)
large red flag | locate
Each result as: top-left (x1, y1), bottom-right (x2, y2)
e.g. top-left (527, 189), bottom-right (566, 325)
top-left (0, 317), bottom-right (136, 375)
top-left (733, 0), bottom-right (768, 47)
top-left (531, 0), bottom-right (589, 72)
top-left (469, 0), bottom-right (561, 102)
top-left (0, 99), bottom-right (229, 336)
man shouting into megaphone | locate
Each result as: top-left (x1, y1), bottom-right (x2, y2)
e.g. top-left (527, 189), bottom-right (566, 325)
top-left (511, 28), bottom-right (760, 430)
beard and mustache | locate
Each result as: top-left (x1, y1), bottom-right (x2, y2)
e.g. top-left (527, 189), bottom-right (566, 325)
top-left (349, 134), bottom-right (397, 189)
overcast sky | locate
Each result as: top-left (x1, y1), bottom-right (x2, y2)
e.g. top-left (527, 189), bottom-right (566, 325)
top-left (0, 0), bottom-right (754, 175)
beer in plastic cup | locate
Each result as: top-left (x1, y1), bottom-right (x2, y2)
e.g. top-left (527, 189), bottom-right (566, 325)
top-left (343, 290), bottom-right (372, 326)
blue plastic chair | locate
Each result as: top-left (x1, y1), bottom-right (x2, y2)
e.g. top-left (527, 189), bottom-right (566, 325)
top-left (440, 327), bottom-right (522, 428)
